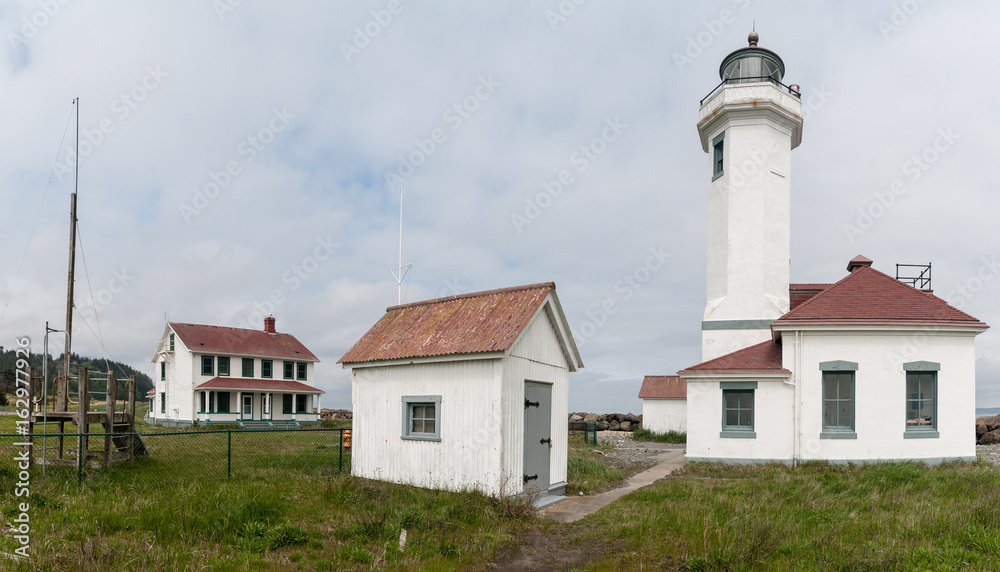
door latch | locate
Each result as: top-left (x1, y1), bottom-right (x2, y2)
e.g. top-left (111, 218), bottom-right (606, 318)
top-left (524, 399), bottom-right (540, 408)
top-left (540, 438), bottom-right (551, 445)
top-left (523, 474), bottom-right (538, 483)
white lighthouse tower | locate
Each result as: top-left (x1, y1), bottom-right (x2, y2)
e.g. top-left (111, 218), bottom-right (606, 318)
top-left (697, 32), bottom-right (804, 361)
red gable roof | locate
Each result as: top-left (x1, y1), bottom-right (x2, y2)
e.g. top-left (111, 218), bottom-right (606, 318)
top-left (170, 322), bottom-right (319, 361)
top-left (195, 377), bottom-right (324, 393)
top-left (680, 340), bottom-right (788, 374)
top-left (146, 388), bottom-right (157, 398)
top-left (638, 375), bottom-right (686, 399)
top-left (774, 266), bottom-right (987, 328)
top-left (789, 283), bottom-right (832, 311)
top-left (338, 282), bottom-right (555, 364)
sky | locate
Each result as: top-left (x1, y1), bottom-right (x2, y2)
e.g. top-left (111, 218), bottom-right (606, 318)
top-left (2, 1), bottom-right (1000, 414)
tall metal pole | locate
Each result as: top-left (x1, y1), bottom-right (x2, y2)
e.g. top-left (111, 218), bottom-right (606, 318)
top-left (397, 186), bottom-right (403, 304)
top-left (62, 98), bottom-right (78, 410)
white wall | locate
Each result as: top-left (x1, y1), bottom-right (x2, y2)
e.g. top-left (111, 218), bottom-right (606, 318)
top-left (351, 359), bottom-right (506, 495)
top-left (686, 378), bottom-right (795, 462)
top-left (642, 399), bottom-right (686, 433)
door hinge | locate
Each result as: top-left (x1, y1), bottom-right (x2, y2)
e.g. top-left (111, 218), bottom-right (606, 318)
top-left (524, 399), bottom-right (539, 408)
top-left (540, 438), bottom-right (551, 445)
top-left (523, 474), bottom-right (538, 483)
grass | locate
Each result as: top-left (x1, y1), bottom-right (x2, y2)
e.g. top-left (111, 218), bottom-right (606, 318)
top-left (565, 434), bottom-right (656, 495)
top-left (563, 460), bottom-right (1000, 571)
top-left (631, 427), bottom-right (686, 444)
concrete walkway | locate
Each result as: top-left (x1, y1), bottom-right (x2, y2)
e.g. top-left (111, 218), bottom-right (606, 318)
top-left (541, 447), bottom-right (686, 523)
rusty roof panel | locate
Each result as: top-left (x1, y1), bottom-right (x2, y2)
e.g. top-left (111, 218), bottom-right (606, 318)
top-left (638, 375), bottom-right (686, 399)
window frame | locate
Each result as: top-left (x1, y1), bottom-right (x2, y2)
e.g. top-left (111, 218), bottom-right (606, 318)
top-left (160, 361), bottom-right (165, 381)
top-left (711, 131), bottom-right (725, 181)
top-left (201, 355), bottom-right (214, 376)
top-left (296, 362), bottom-right (307, 381)
top-left (904, 362), bottom-right (940, 439)
top-left (200, 391), bottom-right (206, 413)
top-left (217, 356), bottom-right (230, 377)
top-left (160, 392), bottom-right (165, 414)
top-left (401, 395), bottom-right (442, 442)
top-left (282, 393), bottom-right (293, 414)
top-left (217, 391), bottom-right (231, 414)
top-left (295, 394), bottom-right (308, 413)
top-left (719, 381), bottom-right (756, 438)
top-left (283, 361), bottom-right (294, 380)
top-left (242, 358), bottom-right (254, 378)
top-left (168, 333), bottom-right (174, 351)
top-left (819, 361), bottom-right (858, 439)
top-left (261, 360), bottom-right (273, 379)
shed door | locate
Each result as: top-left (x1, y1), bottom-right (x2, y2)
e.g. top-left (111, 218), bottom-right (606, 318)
top-left (523, 381), bottom-right (552, 495)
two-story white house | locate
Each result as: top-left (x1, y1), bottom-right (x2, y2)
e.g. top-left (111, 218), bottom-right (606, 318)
top-left (148, 316), bottom-right (323, 427)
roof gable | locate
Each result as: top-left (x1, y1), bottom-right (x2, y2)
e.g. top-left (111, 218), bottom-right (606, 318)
top-left (680, 340), bottom-right (787, 373)
top-left (338, 282), bottom-right (582, 370)
top-left (775, 266), bottom-right (987, 328)
top-left (638, 375), bottom-right (686, 398)
top-left (165, 322), bottom-right (319, 362)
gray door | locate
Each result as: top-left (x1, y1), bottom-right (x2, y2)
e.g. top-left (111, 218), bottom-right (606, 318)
top-left (523, 381), bottom-right (552, 495)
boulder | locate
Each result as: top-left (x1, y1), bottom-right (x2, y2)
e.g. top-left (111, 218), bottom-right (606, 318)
top-left (977, 420), bottom-right (988, 437)
top-left (569, 414), bottom-right (584, 422)
top-left (623, 413), bottom-right (638, 423)
top-left (980, 429), bottom-right (1000, 445)
top-left (620, 421), bottom-right (632, 431)
top-left (984, 415), bottom-right (1000, 432)
top-left (583, 413), bottom-right (600, 423)
top-left (597, 420), bottom-right (610, 431)
top-left (609, 421), bottom-right (620, 431)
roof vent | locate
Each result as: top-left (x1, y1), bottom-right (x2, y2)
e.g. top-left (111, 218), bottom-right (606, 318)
top-left (896, 262), bottom-right (932, 291)
top-left (846, 255), bottom-right (873, 273)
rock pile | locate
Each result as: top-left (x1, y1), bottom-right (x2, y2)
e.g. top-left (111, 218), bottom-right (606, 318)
top-left (568, 412), bottom-right (643, 431)
top-left (321, 408), bottom-right (353, 420)
top-left (977, 415), bottom-right (1000, 444)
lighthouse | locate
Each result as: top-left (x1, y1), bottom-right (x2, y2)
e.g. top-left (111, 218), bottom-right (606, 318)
top-left (696, 31), bottom-right (804, 361)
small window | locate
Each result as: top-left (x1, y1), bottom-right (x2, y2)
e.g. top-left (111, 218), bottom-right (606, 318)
top-left (822, 370), bottom-right (856, 439)
top-left (283, 361), bottom-right (294, 380)
top-left (217, 391), bottom-right (231, 413)
top-left (218, 357), bottom-right (230, 376)
top-left (200, 391), bottom-right (206, 413)
top-left (262, 360), bottom-right (273, 378)
top-left (160, 361), bottom-right (165, 381)
top-left (721, 387), bottom-right (755, 438)
top-left (283, 394), bottom-right (293, 414)
top-left (296, 362), bottom-right (307, 381)
top-left (242, 358), bottom-right (254, 378)
top-left (905, 362), bottom-right (939, 438)
top-left (401, 395), bottom-right (442, 441)
top-left (160, 392), bottom-right (165, 414)
top-left (201, 356), bottom-right (214, 376)
top-left (209, 391), bottom-right (215, 413)
top-left (168, 332), bottom-right (175, 351)
top-left (296, 394), bottom-right (308, 413)
top-left (712, 132), bottom-right (725, 180)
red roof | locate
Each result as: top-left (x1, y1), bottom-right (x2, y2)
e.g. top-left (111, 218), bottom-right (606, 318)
top-left (774, 266), bottom-right (988, 328)
top-left (680, 340), bottom-right (788, 374)
top-left (338, 283), bottom-right (555, 364)
top-left (146, 388), bottom-right (157, 398)
top-left (789, 283), bottom-right (832, 311)
top-left (194, 377), bottom-right (324, 394)
top-left (638, 375), bottom-right (686, 399)
top-left (169, 322), bottom-right (319, 361)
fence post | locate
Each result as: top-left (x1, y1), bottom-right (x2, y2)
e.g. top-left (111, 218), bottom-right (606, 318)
top-left (77, 433), bottom-right (83, 488)
top-left (338, 428), bottom-right (343, 474)
top-left (227, 430), bottom-right (232, 479)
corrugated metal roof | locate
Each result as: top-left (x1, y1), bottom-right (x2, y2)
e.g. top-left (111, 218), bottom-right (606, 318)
top-left (338, 282), bottom-right (555, 364)
top-left (169, 322), bottom-right (319, 361)
top-left (194, 377), bottom-right (324, 394)
top-left (638, 375), bottom-right (686, 399)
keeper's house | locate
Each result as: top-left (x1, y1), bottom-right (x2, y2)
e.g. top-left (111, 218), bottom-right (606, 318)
top-left (148, 317), bottom-right (324, 427)
top-left (339, 282), bottom-right (583, 501)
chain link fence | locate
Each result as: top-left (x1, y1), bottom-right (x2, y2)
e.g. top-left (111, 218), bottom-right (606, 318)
top-left (0, 427), bottom-right (350, 487)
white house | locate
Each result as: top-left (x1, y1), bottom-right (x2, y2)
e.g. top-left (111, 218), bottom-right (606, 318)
top-left (339, 282), bottom-right (583, 502)
top-left (148, 316), bottom-right (324, 427)
top-left (674, 33), bottom-right (987, 465)
top-left (638, 375), bottom-right (687, 433)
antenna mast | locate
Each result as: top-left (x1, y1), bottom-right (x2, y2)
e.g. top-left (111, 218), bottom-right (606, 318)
top-left (60, 98), bottom-right (79, 410)
top-left (389, 186), bottom-right (412, 305)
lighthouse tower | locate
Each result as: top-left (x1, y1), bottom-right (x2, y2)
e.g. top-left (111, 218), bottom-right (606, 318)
top-left (697, 32), bottom-right (803, 361)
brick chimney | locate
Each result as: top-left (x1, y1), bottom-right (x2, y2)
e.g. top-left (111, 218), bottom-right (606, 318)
top-left (846, 255), bottom-right (873, 273)
top-left (264, 315), bottom-right (276, 333)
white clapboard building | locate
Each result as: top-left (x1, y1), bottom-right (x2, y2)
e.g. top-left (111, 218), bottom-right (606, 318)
top-left (638, 375), bottom-right (687, 433)
top-left (339, 282), bottom-right (583, 503)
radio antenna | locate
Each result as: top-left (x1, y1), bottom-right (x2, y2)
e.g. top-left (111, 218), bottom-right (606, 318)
top-left (389, 186), bottom-right (412, 304)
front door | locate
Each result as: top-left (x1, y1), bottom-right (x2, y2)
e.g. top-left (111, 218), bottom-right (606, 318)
top-left (243, 394), bottom-right (253, 419)
top-left (523, 381), bottom-right (552, 496)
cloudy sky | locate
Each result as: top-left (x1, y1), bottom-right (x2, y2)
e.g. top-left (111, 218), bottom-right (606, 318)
top-left (2, 1), bottom-right (999, 414)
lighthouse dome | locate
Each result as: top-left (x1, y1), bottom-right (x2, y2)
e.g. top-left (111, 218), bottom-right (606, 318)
top-left (718, 31), bottom-right (785, 83)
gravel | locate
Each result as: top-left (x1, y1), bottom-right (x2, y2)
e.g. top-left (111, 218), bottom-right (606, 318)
top-left (594, 431), bottom-right (684, 466)
top-left (976, 444), bottom-right (1000, 466)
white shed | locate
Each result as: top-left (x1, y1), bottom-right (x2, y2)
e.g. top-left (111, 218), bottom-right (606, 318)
top-left (638, 375), bottom-right (687, 433)
top-left (338, 282), bottom-right (583, 502)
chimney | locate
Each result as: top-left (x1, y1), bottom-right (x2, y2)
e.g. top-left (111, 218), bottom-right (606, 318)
top-left (846, 255), bottom-right (873, 273)
top-left (264, 315), bottom-right (276, 334)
